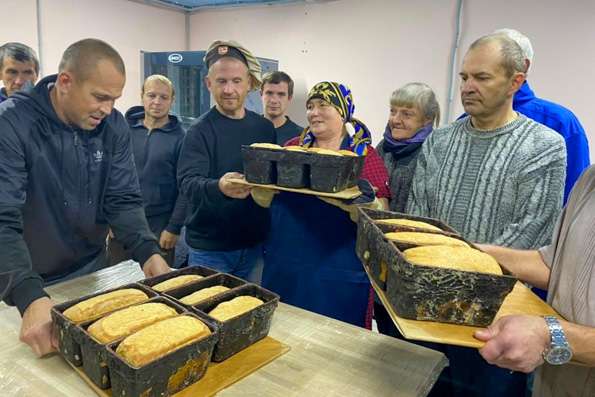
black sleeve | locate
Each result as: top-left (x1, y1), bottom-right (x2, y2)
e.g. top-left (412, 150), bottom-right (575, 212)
top-left (103, 115), bottom-right (161, 264)
top-left (0, 117), bottom-right (48, 315)
top-left (177, 122), bottom-right (230, 211)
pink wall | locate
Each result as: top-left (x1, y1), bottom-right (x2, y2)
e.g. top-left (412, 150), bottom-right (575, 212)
top-left (1, 0), bottom-right (186, 111)
top-left (190, 0), bottom-right (594, 162)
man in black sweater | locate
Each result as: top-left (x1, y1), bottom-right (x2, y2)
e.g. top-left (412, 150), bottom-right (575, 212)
top-left (0, 39), bottom-right (170, 357)
top-left (261, 71), bottom-right (303, 145)
top-left (177, 41), bottom-right (275, 282)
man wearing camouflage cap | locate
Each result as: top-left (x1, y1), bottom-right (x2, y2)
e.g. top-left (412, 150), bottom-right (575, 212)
top-left (177, 40), bottom-right (276, 282)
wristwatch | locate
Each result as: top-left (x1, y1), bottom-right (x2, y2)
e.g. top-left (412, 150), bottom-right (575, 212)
top-left (542, 316), bottom-right (573, 365)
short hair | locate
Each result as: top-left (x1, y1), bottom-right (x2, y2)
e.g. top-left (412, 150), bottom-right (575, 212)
top-left (390, 82), bottom-right (441, 127)
top-left (0, 42), bottom-right (39, 74)
top-left (59, 38), bottom-right (125, 81)
top-left (493, 28), bottom-right (534, 72)
top-left (261, 71), bottom-right (294, 97)
top-left (142, 74), bottom-right (175, 97)
top-left (468, 34), bottom-right (526, 77)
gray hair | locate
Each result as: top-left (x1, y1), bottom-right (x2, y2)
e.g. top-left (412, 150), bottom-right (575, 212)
top-left (0, 42), bottom-right (39, 74)
top-left (390, 82), bottom-right (440, 127)
top-left (493, 28), bottom-right (534, 72)
top-left (469, 34), bottom-right (526, 77)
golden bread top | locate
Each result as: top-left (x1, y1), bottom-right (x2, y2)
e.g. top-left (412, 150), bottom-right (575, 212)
top-left (250, 143), bottom-right (282, 150)
top-left (63, 288), bottom-right (148, 323)
top-left (307, 147), bottom-right (342, 156)
top-left (180, 285), bottom-right (230, 306)
top-left (403, 245), bottom-right (502, 275)
top-left (385, 232), bottom-right (469, 247)
top-left (284, 145), bottom-right (308, 152)
top-left (208, 296), bottom-right (264, 322)
top-left (376, 218), bottom-right (443, 232)
top-left (152, 275), bottom-right (203, 292)
top-left (116, 315), bottom-right (211, 367)
top-left (337, 149), bottom-right (358, 157)
top-left (88, 302), bottom-right (178, 344)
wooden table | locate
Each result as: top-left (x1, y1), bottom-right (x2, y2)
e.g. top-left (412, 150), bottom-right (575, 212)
top-left (0, 262), bottom-right (447, 397)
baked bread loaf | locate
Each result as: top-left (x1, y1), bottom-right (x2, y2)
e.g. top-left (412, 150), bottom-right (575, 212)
top-left (385, 232), bottom-right (469, 247)
top-left (116, 315), bottom-right (211, 367)
top-left (208, 296), bottom-right (264, 322)
top-left (180, 286), bottom-right (230, 306)
top-left (284, 146), bottom-right (307, 152)
top-left (63, 289), bottom-right (149, 323)
top-left (307, 147), bottom-right (341, 156)
top-left (376, 218), bottom-right (442, 232)
top-left (338, 149), bottom-right (358, 157)
top-left (403, 245), bottom-right (502, 275)
top-left (152, 275), bottom-right (203, 292)
top-left (250, 143), bottom-right (282, 150)
top-left (88, 302), bottom-right (178, 344)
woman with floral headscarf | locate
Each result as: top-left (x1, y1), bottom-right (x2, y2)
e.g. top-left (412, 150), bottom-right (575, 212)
top-left (258, 82), bottom-right (390, 328)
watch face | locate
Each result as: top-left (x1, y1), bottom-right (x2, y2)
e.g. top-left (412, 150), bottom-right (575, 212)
top-left (546, 346), bottom-right (573, 365)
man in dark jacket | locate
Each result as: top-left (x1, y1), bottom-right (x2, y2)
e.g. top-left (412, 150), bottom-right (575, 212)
top-left (177, 40), bottom-right (276, 282)
top-left (0, 38), bottom-right (169, 357)
top-left (260, 71), bottom-right (303, 145)
top-left (0, 42), bottom-right (39, 103)
top-left (108, 74), bottom-right (187, 266)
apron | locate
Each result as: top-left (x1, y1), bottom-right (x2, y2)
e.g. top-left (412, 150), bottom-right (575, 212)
top-left (262, 192), bottom-right (369, 327)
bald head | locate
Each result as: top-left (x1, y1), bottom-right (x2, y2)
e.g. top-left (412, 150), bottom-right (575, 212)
top-left (59, 38), bottom-right (125, 82)
top-left (468, 34), bottom-right (526, 77)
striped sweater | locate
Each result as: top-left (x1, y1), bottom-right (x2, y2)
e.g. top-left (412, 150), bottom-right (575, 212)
top-left (407, 115), bottom-right (566, 249)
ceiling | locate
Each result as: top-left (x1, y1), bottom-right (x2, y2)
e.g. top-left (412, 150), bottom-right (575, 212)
top-left (133, 0), bottom-right (305, 12)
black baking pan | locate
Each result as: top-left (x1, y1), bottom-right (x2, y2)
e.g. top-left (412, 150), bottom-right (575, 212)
top-left (275, 149), bottom-right (311, 188)
top-left (51, 283), bottom-right (156, 367)
top-left (79, 296), bottom-right (187, 389)
top-left (309, 152), bottom-right (364, 192)
top-left (139, 266), bottom-right (218, 293)
top-left (193, 284), bottom-right (279, 362)
top-left (165, 273), bottom-right (247, 307)
top-left (241, 145), bottom-right (282, 185)
top-left (106, 312), bottom-right (218, 397)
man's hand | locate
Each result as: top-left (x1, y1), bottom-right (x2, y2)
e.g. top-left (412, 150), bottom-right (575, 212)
top-left (142, 254), bottom-right (171, 278)
top-left (159, 230), bottom-right (179, 250)
top-left (474, 314), bottom-right (550, 373)
top-left (218, 172), bottom-right (251, 199)
top-left (20, 297), bottom-right (58, 357)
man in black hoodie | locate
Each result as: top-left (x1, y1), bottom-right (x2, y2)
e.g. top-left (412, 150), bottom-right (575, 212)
top-left (108, 74), bottom-right (187, 266)
top-left (0, 39), bottom-right (170, 357)
top-left (177, 40), bottom-right (275, 282)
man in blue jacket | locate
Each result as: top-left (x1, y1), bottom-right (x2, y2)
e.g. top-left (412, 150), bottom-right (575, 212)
top-left (495, 28), bottom-right (590, 203)
top-left (0, 38), bottom-right (170, 357)
top-left (0, 42), bottom-right (39, 103)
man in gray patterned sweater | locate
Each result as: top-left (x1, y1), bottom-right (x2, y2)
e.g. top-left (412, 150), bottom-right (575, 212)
top-left (407, 34), bottom-right (566, 397)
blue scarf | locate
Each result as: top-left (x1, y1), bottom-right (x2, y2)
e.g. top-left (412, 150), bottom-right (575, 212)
top-left (382, 122), bottom-right (433, 151)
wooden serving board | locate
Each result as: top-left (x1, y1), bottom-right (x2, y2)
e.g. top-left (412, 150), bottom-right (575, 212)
top-left (368, 268), bottom-right (560, 348)
top-left (71, 336), bottom-right (290, 397)
top-left (229, 177), bottom-right (362, 200)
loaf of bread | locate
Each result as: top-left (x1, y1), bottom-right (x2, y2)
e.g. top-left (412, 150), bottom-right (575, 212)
top-left (180, 286), bottom-right (230, 306)
top-left (63, 288), bottom-right (149, 323)
top-left (116, 315), bottom-right (211, 367)
top-left (307, 147), bottom-right (342, 156)
top-left (152, 275), bottom-right (203, 292)
top-left (338, 149), bottom-right (358, 157)
top-left (284, 146), bottom-right (307, 152)
top-left (88, 302), bottom-right (178, 344)
top-left (385, 232), bottom-right (469, 247)
top-left (208, 296), bottom-right (264, 322)
top-left (250, 143), bottom-right (283, 150)
top-left (376, 218), bottom-right (443, 232)
top-left (403, 245), bottom-right (503, 275)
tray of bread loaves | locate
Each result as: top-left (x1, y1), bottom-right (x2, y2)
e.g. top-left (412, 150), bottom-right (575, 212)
top-left (237, 143), bottom-right (365, 198)
top-left (356, 207), bottom-right (560, 348)
top-left (51, 266), bottom-right (289, 397)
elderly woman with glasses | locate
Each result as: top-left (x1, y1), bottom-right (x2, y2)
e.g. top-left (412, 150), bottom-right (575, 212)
top-left (258, 81), bottom-right (390, 328)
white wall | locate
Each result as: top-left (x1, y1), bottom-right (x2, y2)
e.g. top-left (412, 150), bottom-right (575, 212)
top-left (2, 0), bottom-right (186, 111)
top-left (189, 0), bottom-right (594, 162)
